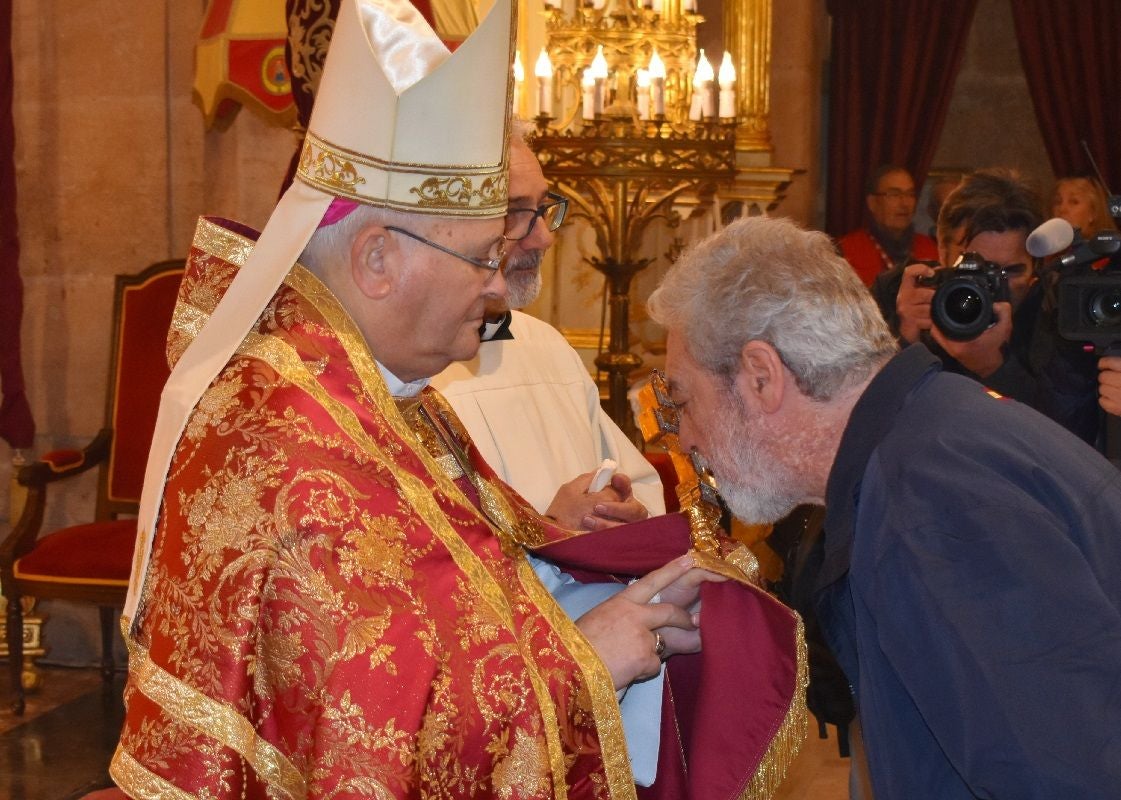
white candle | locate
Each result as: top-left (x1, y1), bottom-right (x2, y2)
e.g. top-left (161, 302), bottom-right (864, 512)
top-left (512, 51), bottom-right (524, 116)
top-left (636, 68), bottom-right (651, 119)
top-left (683, 0), bottom-right (696, 11)
top-left (695, 50), bottom-right (715, 119)
top-left (592, 0), bottom-right (606, 9)
top-left (544, 0), bottom-right (561, 7)
top-left (649, 50), bottom-right (666, 116)
top-left (590, 46), bottom-right (609, 115)
top-left (718, 51), bottom-right (736, 119)
top-left (650, 0), bottom-right (661, 14)
top-left (534, 49), bottom-right (553, 117)
top-left (582, 69), bottom-right (596, 120)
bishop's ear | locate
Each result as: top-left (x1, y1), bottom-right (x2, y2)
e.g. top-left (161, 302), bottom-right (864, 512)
top-left (350, 224), bottom-right (394, 300)
top-left (735, 340), bottom-right (786, 414)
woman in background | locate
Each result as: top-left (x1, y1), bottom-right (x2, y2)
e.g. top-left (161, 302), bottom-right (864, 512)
top-left (1051, 175), bottom-right (1118, 238)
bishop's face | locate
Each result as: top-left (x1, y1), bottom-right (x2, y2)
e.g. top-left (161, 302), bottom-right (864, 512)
top-left (388, 216), bottom-right (508, 381)
top-left (664, 332), bottom-right (808, 525)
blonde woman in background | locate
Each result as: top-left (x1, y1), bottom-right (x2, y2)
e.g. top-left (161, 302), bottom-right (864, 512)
top-left (1051, 175), bottom-right (1119, 237)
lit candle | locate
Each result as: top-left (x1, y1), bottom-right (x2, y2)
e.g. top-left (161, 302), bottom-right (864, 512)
top-left (718, 51), bottom-right (736, 119)
top-left (590, 45), bottom-right (609, 115)
top-left (534, 49), bottom-right (553, 117)
top-left (582, 69), bottom-right (596, 120)
top-left (512, 51), bottom-right (524, 116)
top-left (636, 68), bottom-right (651, 120)
top-left (648, 50), bottom-right (666, 116)
top-left (693, 50), bottom-right (715, 119)
top-left (683, 0), bottom-right (696, 11)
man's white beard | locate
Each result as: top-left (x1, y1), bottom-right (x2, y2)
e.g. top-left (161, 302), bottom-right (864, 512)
top-left (705, 399), bottom-right (805, 525)
top-left (504, 250), bottom-right (543, 309)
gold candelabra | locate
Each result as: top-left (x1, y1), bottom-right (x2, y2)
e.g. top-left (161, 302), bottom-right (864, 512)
top-left (528, 0), bottom-right (740, 433)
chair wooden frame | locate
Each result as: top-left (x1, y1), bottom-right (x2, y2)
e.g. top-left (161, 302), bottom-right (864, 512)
top-left (0, 259), bottom-right (184, 714)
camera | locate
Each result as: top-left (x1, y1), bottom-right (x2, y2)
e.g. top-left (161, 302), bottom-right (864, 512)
top-left (1056, 230), bottom-right (1121, 354)
top-left (916, 252), bottom-right (1011, 341)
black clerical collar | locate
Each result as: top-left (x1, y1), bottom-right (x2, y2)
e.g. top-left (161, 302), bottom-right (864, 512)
top-left (479, 311), bottom-right (515, 342)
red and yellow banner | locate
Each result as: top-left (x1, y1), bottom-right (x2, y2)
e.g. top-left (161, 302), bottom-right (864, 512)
top-left (194, 0), bottom-right (295, 130)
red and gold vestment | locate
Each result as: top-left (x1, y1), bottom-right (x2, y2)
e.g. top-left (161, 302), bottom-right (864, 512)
top-left (112, 218), bottom-right (806, 800)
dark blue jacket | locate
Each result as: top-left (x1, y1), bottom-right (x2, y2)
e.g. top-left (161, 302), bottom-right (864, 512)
top-left (816, 345), bottom-right (1121, 798)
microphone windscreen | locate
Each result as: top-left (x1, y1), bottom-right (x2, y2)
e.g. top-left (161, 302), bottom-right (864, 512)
top-left (1026, 217), bottom-right (1075, 258)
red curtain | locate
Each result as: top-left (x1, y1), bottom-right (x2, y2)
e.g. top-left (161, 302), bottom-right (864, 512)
top-left (825, 0), bottom-right (979, 237)
top-left (0, 0), bottom-right (33, 449)
top-left (1009, 0), bottom-right (1121, 191)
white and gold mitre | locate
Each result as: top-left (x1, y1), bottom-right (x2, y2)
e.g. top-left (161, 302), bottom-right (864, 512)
top-left (298, 0), bottom-right (513, 216)
top-left (124, 0), bottom-right (516, 625)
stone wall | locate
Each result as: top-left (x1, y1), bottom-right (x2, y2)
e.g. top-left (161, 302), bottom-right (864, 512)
top-left (3, 1), bottom-right (293, 664)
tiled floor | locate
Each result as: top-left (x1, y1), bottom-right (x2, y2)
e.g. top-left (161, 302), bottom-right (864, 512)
top-left (0, 666), bottom-right (123, 800)
top-left (0, 664), bottom-right (849, 799)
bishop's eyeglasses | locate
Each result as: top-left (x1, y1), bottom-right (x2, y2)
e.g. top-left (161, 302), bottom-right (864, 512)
top-left (504, 192), bottom-right (569, 241)
top-left (385, 226), bottom-right (507, 273)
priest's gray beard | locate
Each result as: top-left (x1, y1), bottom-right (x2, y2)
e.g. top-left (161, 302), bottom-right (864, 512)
top-left (706, 389), bottom-right (807, 525)
top-left (504, 249), bottom-right (543, 309)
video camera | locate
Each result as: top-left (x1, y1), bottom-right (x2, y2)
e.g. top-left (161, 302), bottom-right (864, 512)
top-left (1055, 228), bottom-right (1121, 355)
top-left (916, 252), bottom-right (1011, 341)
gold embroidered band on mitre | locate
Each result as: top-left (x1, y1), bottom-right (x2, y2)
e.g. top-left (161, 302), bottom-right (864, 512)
top-left (297, 130), bottom-right (508, 217)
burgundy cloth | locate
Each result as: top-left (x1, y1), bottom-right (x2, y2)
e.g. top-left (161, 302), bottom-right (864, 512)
top-left (0, 0), bottom-right (32, 448)
top-left (642, 452), bottom-right (681, 514)
top-left (107, 269), bottom-right (183, 503)
top-left (536, 516), bottom-right (802, 800)
top-left (14, 519), bottom-right (135, 581)
top-left (1010, 1), bottom-right (1121, 190)
top-left (825, 0), bottom-right (979, 237)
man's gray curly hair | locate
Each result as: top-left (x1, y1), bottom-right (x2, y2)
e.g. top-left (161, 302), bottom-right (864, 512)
top-left (647, 215), bottom-right (898, 401)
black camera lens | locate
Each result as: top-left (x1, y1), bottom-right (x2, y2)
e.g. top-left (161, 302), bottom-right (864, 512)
top-left (931, 278), bottom-right (992, 340)
top-left (943, 285), bottom-right (984, 326)
top-left (1088, 289), bottom-right (1121, 328)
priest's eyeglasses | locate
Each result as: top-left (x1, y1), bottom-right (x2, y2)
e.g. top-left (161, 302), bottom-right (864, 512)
top-left (504, 192), bottom-right (569, 241)
top-left (385, 226), bottom-right (507, 272)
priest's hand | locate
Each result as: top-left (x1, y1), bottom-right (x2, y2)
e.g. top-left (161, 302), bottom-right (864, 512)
top-left (545, 471), bottom-right (649, 531)
top-left (576, 554), bottom-right (724, 690)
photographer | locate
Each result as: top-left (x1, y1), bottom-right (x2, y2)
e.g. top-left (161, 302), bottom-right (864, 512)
top-left (872, 169), bottom-right (1100, 442)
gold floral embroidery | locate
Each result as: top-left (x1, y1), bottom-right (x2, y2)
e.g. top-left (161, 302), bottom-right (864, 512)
top-left (299, 139), bottom-right (367, 194)
top-left (410, 173), bottom-right (509, 209)
top-left (491, 730), bottom-right (549, 799)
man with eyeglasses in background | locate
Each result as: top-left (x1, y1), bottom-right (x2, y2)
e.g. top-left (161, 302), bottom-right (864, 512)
top-left (432, 133), bottom-right (665, 528)
top-left (838, 164), bottom-right (939, 286)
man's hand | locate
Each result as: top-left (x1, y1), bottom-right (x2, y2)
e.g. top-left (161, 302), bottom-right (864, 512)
top-left (575, 554), bottom-right (725, 690)
top-left (1099, 356), bottom-right (1121, 415)
top-left (896, 262), bottom-right (937, 343)
top-left (931, 301), bottom-right (1012, 378)
top-left (545, 471), bottom-right (649, 531)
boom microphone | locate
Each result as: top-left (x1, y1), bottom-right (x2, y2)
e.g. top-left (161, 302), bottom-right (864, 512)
top-left (1026, 217), bottom-right (1075, 258)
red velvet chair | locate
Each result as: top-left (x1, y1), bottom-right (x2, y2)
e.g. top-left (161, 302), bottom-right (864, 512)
top-left (0, 260), bottom-right (184, 714)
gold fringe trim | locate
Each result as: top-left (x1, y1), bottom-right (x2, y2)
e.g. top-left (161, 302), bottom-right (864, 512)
top-left (739, 609), bottom-right (809, 800)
